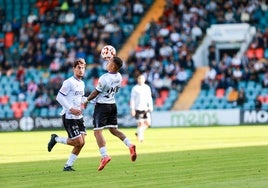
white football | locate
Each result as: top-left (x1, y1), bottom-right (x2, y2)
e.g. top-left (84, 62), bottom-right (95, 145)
top-left (101, 45), bottom-right (116, 60)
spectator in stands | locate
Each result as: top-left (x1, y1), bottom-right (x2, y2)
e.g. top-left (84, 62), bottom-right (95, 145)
top-left (35, 92), bottom-right (51, 108)
top-left (204, 65), bottom-right (217, 89)
top-left (236, 88), bottom-right (247, 108)
top-left (65, 11), bottom-right (75, 24)
top-left (216, 73), bottom-right (229, 90)
top-left (227, 87), bottom-right (238, 106)
top-left (35, 49), bottom-right (45, 66)
top-left (174, 67), bottom-right (188, 90)
top-left (1, 61), bottom-right (13, 76)
top-left (262, 72), bottom-right (268, 88)
top-left (232, 66), bottom-right (243, 84)
top-left (2, 21), bottom-right (12, 32)
top-left (16, 65), bottom-right (25, 82)
top-left (27, 79), bottom-right (38, 95)
top-left (0, 49), bottom-right (5, 67)
top-left (11, 18), bottom-right (21, 41)
top-left (224, 8), bottom-right (236, 23)
top-left (231, 54), bottom-right (242, 67)
top-left (217, 61), bottom-right (228, 75)
top-left (222, 53), bottom-right (232, 67)
top-left (255, 96), bottom-right (262, 111)
top-left (49, 58), bottom-right (61, 73)
top-left (253, 58), bottom-right (266, 75)
top-left (27, 11), bottom-right (38, 25)
top-left (133, 0), bottom-right (144, 15)
top-left (191, 24), bottom-right (203, 41)
top-left (208, 44), bottom-right (216, 63)
top-left (18, 80), bottom-right (27, 101)
top-left (183, 54), bottom-right (195, 71)
top-left (162, 74), bottom-right (172, 90)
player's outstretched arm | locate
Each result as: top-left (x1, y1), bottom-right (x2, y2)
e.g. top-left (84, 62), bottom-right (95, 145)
top-left (85, 89), bottom-right (100, 104)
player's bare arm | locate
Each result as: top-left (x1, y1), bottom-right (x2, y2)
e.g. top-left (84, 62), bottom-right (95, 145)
top-left (86, 89), bottom-right (100, 102)
top-left (69, 108), bottom-right (82, 116)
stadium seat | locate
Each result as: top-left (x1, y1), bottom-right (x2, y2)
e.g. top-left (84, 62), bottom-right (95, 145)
top-left (216, 88), bottom-right (225, 98)
top-left (160, 90), bottom-right (169, 100)
top-left (4, 32), bottom-right (14, 48)
top-left (255, 48), bottom-right (264, 59)
top-left (40, 108), bottom-right (48, 117)
top-left (0, 105), bottom-right (4, 118)
top-left (155, 97), bottom-right (164, 107)
top-left (0, 95), bottom-right (9, 104)
top-left (258, 96), bottom-right (265, 103)
top-left (13, 108), bottom-right (23, 118)
top-left (11, 102), bottom-right (20, 111)
top-left (246, 49), bottom-right (255, 59)
top-left (6, 110), bottom-right (14, 118)
top-left (19, 101), bottom-right (28, 111)
top-left (264, 48), bottom-right (268, 59)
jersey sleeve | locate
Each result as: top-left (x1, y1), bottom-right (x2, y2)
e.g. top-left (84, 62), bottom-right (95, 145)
top-left (95, 76), bottom-right (106, 93)
top-left (59, 80), bottom-right (71, 96)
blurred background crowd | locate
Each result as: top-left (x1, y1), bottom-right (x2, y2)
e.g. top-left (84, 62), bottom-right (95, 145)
top-left (0, 0), bottom-right (268, 119)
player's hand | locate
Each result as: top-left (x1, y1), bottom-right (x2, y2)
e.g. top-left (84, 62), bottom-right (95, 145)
top-left (83, 101), bottom-right (88, 109)
top-left (69, 108), bottom-right (82, 116)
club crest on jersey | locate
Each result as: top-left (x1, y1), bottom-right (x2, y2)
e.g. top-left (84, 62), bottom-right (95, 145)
top-left (98, 82), bottom-right (102, 88)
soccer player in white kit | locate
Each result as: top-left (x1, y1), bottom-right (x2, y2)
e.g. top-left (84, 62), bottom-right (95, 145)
top-left (47, 58), bottom-right (87, 171)
top-left (85, 56), bottom-right (137, 171)
top-left (130, 74), bottom-right (153, 142)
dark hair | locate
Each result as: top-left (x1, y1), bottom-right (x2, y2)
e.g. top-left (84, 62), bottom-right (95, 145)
top-left (73, 58), bottom-right (86, 68)
top-left (113, 56), bottom-right (123, 69)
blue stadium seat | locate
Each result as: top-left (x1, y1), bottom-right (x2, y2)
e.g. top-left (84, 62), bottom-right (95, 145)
top-left (265, 48), bottom-right (268, 59)
top-left (40, 108), bottom-right (48, 117)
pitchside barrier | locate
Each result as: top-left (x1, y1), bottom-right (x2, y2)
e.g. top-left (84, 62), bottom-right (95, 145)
top-left (0, 109), bottom-right (268, 131)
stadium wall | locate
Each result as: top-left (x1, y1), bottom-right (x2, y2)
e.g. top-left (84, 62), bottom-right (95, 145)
top-left (1, 109), bottom-right (268, 131)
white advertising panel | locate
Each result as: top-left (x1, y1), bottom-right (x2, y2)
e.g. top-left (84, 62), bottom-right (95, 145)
top-left (151, 109), bottom-right (240, 127)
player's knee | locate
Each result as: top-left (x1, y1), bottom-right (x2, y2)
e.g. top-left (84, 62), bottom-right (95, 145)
top-left (77, 140), bottom-right (85, 148)
top-left (109, 128), bottom-right (117, 135)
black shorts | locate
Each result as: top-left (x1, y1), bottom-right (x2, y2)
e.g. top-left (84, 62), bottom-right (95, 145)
top-left (62, 114), bottom-right (86, 139)
top-left (135, 110), bottom-right (149, 120)
top-left (93, 103), bottom-right (118, 130)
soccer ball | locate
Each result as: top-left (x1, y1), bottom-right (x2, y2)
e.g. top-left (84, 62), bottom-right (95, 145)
top-left (101, 45), bottom-right (116, 60)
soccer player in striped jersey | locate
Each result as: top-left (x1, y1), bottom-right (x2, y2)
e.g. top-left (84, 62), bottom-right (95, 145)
top-left (85, 56), bottom-right (137, 171)
top-left (130, 74), bottom-right (153, 142)
top-left (47, 58), bottom-right (87, 171)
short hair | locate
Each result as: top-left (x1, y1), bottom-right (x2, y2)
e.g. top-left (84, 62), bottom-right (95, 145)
top-left (73, 58), bottom-right (86, 68)
top-left (112, 56), bottom-right (123, 70)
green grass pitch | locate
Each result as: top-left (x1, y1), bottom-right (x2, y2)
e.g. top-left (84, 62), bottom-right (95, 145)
top-left (1, 126), bottom-right (268, 188)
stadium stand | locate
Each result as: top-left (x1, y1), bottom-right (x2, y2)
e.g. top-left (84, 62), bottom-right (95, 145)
top-left (0, 0), bottom-right (268, 119)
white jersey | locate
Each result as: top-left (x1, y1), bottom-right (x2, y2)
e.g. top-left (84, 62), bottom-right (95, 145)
top-left (57, 76), bottom-right (85, 119)
top-left (93, 72), bottom-right (122, 104)
top-left (130, 84), bottom-right (153, 111)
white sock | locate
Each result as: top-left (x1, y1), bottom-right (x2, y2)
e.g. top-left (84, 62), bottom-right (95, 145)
top-left (65, 153), bottom-right (77, 167)
top-left (137, 126), bottom-right (142, 139)
top-left (99, 146), bottom-right (108, 158)
top-left (55, 136), bottom-right (67, 144)
top-left (123, 138), bottom-right (132, 147)
top-left (139, 125), bottom-right (147, 141)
